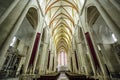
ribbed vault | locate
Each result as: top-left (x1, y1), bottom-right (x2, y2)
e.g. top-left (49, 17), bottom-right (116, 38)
top-left (45, 0), bottom-right (80, 53)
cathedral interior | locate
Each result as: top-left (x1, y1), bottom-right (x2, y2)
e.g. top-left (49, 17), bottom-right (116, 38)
top-left (0, 0), bottom-right (120, 80)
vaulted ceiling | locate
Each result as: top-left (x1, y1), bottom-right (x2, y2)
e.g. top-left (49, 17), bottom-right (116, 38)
top-left (45, 0), bottom-right (83, 53)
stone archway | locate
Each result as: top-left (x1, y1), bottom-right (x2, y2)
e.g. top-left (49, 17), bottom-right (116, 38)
top-left (86, 6), bottom-right (120, 77)
top-left (0, 7), bottom-right (40, 76)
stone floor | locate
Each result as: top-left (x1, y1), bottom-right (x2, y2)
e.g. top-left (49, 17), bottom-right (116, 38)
top-left (57, 72), bottom-right (69, 80)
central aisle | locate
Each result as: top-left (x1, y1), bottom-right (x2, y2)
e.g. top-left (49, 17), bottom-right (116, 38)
top-left (57, 72), bottom-right (69, 80)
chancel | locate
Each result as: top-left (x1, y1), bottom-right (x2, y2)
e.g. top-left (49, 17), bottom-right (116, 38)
top-left (0, 0), bottom-right (120, 80)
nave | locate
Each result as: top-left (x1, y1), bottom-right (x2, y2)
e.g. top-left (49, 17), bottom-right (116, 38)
top-left (0, 0), bottom-right (120, 80)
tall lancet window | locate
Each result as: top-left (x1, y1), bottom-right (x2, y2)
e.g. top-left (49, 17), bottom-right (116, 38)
top-left (58, 50), bottom-right (67, 66)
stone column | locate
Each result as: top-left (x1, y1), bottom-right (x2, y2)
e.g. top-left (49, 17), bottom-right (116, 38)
top-left (35, 54), bottom-right (41, 73)
top-left (39, 43), bottom-right (49, 74)
top-left (49, 53), bottom-right (53, 72)
top-left (55, 53), bottom-right (58, 72)
top-left (67, 52), bottom-right (71, 71)
top-left (76, 45), bottom-right (82, 73)
top-left (23, 33), bottom-right (36, 74)
top-left (72, 53), bottom-right (78, 73)
top-left (93, 0), bottom-right (120, 44)
top-left (16, 57), bottom-right (26, 75)
top-left (97, 0), bottom-right (120, 29)
top-left (88, 30), bottom-right (108, 79)
top-left (16, 46), bottom-right (28, 75)
top-left (53, 52), bottom-right (57, 72)
top-left (109, 0), bottom-right (120, 12)
top-left (44, 50), bottom-right (49, 73)
top-left (82, 27), bottom-right (97, 75)
top-left (0, 0), bottom-right (32, 70)
top-left (77, 43), bottom-right (89, 75)
top-left (32, 34), bottom-right (42, 74)
top-left (0, 0), bottom-right (19, 24)
top-left (44, 48), bottom-right (49, 73)
top-left (17, 40), bottom-right (25, 56)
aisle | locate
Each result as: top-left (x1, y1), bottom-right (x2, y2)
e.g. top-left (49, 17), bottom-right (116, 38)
top-left (57, 72), bottom-right (69, 80)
